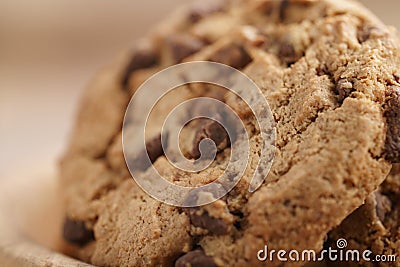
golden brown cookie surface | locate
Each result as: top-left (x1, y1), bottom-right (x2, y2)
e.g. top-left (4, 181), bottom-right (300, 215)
top-left (60, 0), bottom-right (400, 266)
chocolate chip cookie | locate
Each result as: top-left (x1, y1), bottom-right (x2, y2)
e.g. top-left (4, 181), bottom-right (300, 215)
top-left (60, 0), bottom-right (400, 266)
top-left (326, 165), bottom-right (400, 267)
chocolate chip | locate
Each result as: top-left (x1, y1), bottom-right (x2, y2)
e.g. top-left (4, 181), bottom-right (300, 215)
top-left (147, 134), bottom-right (166, 162)
top-left (186, 208), bottom-right (228, 235)
top-left (121, 47), bottom-right (158, 88)
top-left (391, 164), bottom-right (400, 175)
top-left (384, 86), bottom-right (400, 163)
top-left (130, 134), bottom-right (167, 171)
top-left (335, 78), bottom-right (354, 103)
top-left (190, 120), bottom-right (229, 160)
top-left (188, 0), bottom-right (225, 23)
top-left (182, 181), bottom-right (228, 234)
top-left (316, 65), bottom-right (329, 76)
top-left (357, 25), bottom-right (372, 44)
top-left (257, 1), bottom-right (274, 16)
top-left (374, 192), bottom-right (391, 222)
top-left (63, 218), bottom-right (94, 246)
top-left (175, 250), bottom-right (217, 267)
top-left (279, 0), bottom-right (321, 23)
top-left (357, 25), bottom-right (386, 44)
top-left (209, 44), bottom-right (252, 69)
top-left (205, 122), bottom-right (229, 147)
top-left (278, 42), bottom-right (297, 65)
top-left (394, 74), bottom-right (400, 84)
top-left (279, 0), bottom-right (289, 21)
top-left (167, 34), bottom-right (206, 63)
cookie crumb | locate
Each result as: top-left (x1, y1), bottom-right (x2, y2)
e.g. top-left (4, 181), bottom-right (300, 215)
top-left (335, 78), bottom-right (354, 103)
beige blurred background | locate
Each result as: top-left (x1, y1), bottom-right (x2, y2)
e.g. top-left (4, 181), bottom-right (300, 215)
top-left (0, 0), bottom-right (185, 178)
top-left (0, 0), bottom-right (399, 177)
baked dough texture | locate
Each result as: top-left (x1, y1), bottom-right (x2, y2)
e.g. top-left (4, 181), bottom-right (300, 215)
top-left (60, 0), bottom-right (400, 266)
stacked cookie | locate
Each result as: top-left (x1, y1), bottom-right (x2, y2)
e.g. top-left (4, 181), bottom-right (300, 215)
top-left (60, 0), bottom-right (400, 266)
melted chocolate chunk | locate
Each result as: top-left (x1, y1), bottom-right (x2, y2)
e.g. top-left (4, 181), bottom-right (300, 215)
top-left (391, 164), bottom-right (400, 175)
top-left (258, 1), bottom-right (274, 16)
top-left (316, 65), bottom-right (329, 76)
top-left (279, 0), bottom-right (315, 22)
top-left (384, 86), bottom-right (400, 163)
top-left (188, 0), bottom-right (225, 23)
top-left (357, 25), bottom-right (373, 44)
top-left (374, 192), bottom-right (391, 222)
top-left (209, 44), bottom-right (252, 69)
top-left (358, 25), bottom-right (386, 44)
top-left (167, 34), bottom-right (206, 63)
top-left (187, 208), bottom-right (228, 235)
top-left (394, 74), bottom-right (400, 84)
top-left (146, 134), bottom-right (165, 163)
top-left (279, 0), bottom-right (289, 21)
top-left (335, 78), bottom-right (354, 103)
top-left (130, 134), bottom-right (166, 171)
top-left (190, 120), bottom-right (229, 160)
top-left (121, 47), bottom-right (158, 88)
top-left (278, 42), bottom-right (297, 65)
top-left (175, 250), bottom-right (217, 267)
top-left (63, 218), bottom-right (94, 246)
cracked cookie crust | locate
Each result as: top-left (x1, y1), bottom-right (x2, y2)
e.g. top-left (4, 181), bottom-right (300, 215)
top-left (60, 0), bottom-right (400, 266)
